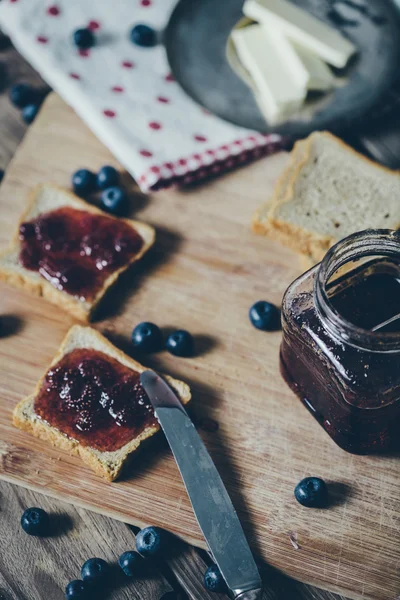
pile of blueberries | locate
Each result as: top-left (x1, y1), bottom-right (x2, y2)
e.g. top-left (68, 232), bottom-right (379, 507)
top-left (132, 322), bottom-right (194, 358)
top-left (72, 165), bottom-right (128, 216)
top-left (9, 83), bottom-right (48, 124)
top-left (20, 507), bottom-right (227, 598)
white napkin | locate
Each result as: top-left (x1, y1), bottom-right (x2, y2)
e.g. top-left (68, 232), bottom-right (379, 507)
top-left (0, 0), bottom-right (283, 192)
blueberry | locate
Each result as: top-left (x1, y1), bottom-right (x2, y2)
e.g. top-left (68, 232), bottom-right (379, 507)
top-left (249, 300), bottom-right (280, 331)
top-left (204, 564), bottom-right (227, 593)
top-left (0, 169), bottom-right (4, 183)
top-left (132, 322), bottom-right (163, 353)
top-left (21, 507), bottom-right (50, 536)
top-left (101, 186), bottom-right (127, 215)
top-left (81, 558), bottom-right (109, 583)
top-left (294, 477), bottom-right (329, 508)
top-left (118, 550), bottom-right (143, 577)
top-left (22, 103), bottom-right (39, 124)
top-left (130, 24), bottom-right (157, 47)
top-left (72, 169), bottom-right (97, 196)
top-left (136, 526), bottom-right (166, 558)
top-left (9, 83), bottom-right (36, 108)
top-left (165, 330), bottom-right (194, 357)
top-left (65, 580), bottom-right (90, 600)
top-left (97, 165), bottom-right (120, 190)
top-left (73, 28), bottom-right (95, 50)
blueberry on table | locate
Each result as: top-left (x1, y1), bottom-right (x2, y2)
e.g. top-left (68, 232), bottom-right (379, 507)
top-left (9, 83), bottom-right (36, 108)
top-left (72, 169), bottom-right (97, 196)
top-left (249, 300), bottom-right (281, 331)
top-left (130, 24), bottom-right (157, 47)
top-left (204, 564), bottom-right (227, 593)
top-left (132, 322), bottom-right (163, 353)
top-left (0, 169), bottom-right (4, 183)
top-left (165, 330), bottom-right (194, 357)
top-left (294, 477), bottom-right (329, 508)
top-left (97, 165), bottom-right (120, 190)
top-left (118, 550), bottom-right (143, 577)
top-left (101, 186), bottom-right (127, 215)
top-left (65, 579), bottom-right (90, 600)
top-left (81, 557), bottom-right (109, 583)
top-left (136, 526), bottom-right (166, 558)
top-left (20, 507), bottom-right (50, 536)
top-left (22, 103), bottom-right (39, 124)
top-left (73, 28), bottom-right (95, 49)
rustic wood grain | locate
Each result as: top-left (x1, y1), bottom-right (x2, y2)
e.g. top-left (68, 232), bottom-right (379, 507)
top-left (0, 91), bottom-right (396, 600)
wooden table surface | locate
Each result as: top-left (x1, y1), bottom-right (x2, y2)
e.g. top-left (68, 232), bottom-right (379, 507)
top-left (0, 42), bottom-right (350, 600)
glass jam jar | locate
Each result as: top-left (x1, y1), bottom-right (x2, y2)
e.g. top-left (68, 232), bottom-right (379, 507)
top-left (281, 229), bottom-right (400, 454)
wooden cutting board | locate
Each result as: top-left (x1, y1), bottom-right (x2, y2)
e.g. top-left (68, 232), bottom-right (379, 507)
top-left (0, 93), bottom-right (398, 600)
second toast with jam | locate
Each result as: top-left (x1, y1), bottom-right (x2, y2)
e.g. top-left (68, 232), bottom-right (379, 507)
top-left (0, 183), bottom-right (155, 321)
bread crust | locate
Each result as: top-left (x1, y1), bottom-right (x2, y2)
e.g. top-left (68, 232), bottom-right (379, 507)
top-left (13, 325), bottom-right (191, 481)
top-left (252, 131), bottom-right (400, 263)
top-left (0, 183), bottom-right (156, 321)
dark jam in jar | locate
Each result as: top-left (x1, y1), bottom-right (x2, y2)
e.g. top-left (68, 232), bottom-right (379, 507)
top-left (19, 207), bottom-right (144, 301)
top-left (281, 230), bottom-right (400, 454)
top-left (34, 348), bottom-right (157, 452)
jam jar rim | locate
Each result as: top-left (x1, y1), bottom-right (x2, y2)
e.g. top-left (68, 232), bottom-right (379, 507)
top-left (315, 229), bottom-right (400, 353)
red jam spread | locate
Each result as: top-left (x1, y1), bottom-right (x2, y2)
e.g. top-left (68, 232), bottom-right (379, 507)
top-left (34, 348), bottom-right (157, 452)
top-left (19, 207), bottom-right (144, 301)
top-left (281, 231), bottom-right (400, 455)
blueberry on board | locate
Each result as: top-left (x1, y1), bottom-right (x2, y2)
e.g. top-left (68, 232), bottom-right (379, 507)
top-left (294, 477), bottom-right (329, 508)
top-left (204, 564), bottom-right (227, 593)
top-left (130, 24), bottom-right (157, 47)
top-left (132, 322), bottom-right (163, 353)
top-left (81, 557), bottom-right (109, 583)
top-left (249, 300), bottom-right (280, 331)
top-left (22, 103), bottom-right (39, 124)
top-left (118, 550), bottom-right (143, 577)
top-left (65, 579), bottom-right (90, 600)
top-left (101, 186), bottom-right (127, 215)
top-left (20, 507), bottom-right (50, 536)
top-left (9, 83), bottom-right (36, 108)
top-left (72, 169), bottom-right (97, 196)
top-left (165, 330), bottom-right (194, 357)
top-left (97, 165), bottom-right (120, 190)
top-left (136, 526), bottom-right (166, 558)
top-left (73, 28), bottom-right (95, 49)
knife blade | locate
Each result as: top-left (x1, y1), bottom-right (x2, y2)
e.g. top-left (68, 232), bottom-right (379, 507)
top-left (140, 370), bottom-right (263, 600)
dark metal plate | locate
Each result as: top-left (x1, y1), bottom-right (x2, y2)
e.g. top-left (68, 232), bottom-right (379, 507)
top-left (165, 0), bottom-right (400, 137)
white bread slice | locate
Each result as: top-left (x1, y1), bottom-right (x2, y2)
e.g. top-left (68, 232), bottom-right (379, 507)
top-left (0, 183), bottom-right (155, 321)
top-left (253, 131), bottom-right (400, 263)
top-left (13, 325), bottom-right (191, 482)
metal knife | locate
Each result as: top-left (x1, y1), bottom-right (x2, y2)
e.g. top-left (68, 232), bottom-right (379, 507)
top-left (140, 370), bottom-right (263, 600)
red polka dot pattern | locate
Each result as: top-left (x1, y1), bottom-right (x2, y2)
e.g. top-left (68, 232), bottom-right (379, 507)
top-left (6, 0), bottom-right (283, 192)
top-left (47, 5), bottom-right (60, 16)
top-left (88, 20), bottom-right (100, 30)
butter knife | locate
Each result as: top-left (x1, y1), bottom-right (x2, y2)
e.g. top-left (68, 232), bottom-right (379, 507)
top-left (140, 370), bottom-right (263, 600)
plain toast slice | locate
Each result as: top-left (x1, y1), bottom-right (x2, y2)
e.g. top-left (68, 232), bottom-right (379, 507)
top-left (253, 131), bottom-right (400, 263)
top-left (13, 325), bottom-right (191, 481)
top-left (0, 183), bottom-right (155, 321)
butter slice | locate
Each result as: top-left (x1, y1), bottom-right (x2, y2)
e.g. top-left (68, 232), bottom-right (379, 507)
top-left (232, 24), bottom-right (306, 124)
top-left (243, 0), bottom-right (356, 68)
top-left (293, 44), bottom-right (334, 91)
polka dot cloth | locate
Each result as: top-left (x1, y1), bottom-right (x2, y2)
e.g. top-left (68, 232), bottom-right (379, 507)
top-left (0, 0), bottom-right (282, 191)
